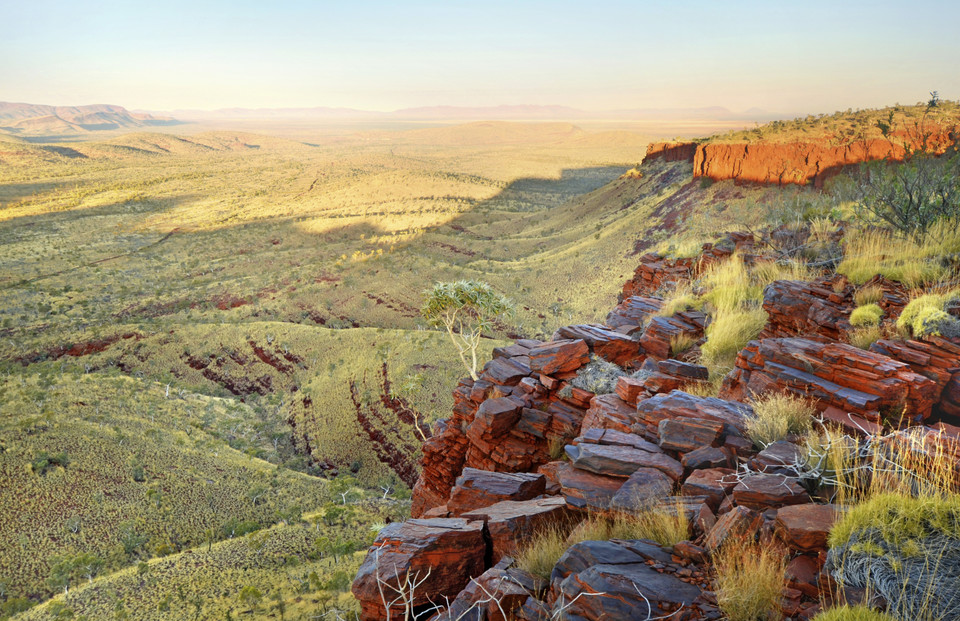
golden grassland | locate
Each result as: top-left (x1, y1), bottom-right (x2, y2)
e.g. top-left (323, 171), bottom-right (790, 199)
top-left (17, 514), bottom-right (383, 621)
top-left (705, 100), bottom-right (960, 145)
top-left (0, 370), bottom-right (337, 600)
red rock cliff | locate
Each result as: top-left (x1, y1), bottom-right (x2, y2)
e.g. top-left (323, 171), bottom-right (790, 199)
top-left (691, 129), bottom-right (958, 188)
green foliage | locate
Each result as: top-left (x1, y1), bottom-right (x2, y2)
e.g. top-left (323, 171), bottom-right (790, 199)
top-left (897, 294), bottom-right (960, 337)
top-left (31, 451), bottom-right (70, 476)
top-left (828, 493), bottom-right (960, 551)
top-left (853, 153), bottom-right (960, 236)
top-left (812, 605), bottom-right (896, 621)
top-left (421, 280), bottom-right (513, 380)
top-left (849, 304), bottom-right (884, 327)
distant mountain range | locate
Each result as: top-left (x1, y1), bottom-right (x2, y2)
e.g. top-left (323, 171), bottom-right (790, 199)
top-left (0, 101), bottom-right (780, 138)
top-left (0, 102), bottom-right (179, 136)
top-left (159, 104), bottom-right (778, 122)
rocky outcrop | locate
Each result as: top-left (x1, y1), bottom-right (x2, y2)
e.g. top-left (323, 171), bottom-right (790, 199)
top-left (693, 130), bottom-right (959, 188)
top-left (643, 141), bottom-right (698, 164)
top-left (447, 468), bottom-right (546, 516)
top-left (461, 497), bottom-right (573, 564)
top-left (351, 518), bottom-right (486, 620)
top-left (721, 337), bottom-right (939, 423)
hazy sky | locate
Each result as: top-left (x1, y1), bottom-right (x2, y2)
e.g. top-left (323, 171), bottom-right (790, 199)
top-left (3, 0), bottom-right (958, 114)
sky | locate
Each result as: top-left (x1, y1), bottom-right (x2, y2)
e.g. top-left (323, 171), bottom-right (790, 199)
top-left (2, 0), bottom-right (959, 115)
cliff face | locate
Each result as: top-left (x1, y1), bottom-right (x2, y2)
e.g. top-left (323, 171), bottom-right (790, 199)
top-left (645, 129), bottom-right (958, 188)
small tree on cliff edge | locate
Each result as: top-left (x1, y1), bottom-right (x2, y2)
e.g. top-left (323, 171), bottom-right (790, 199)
top-left (421, 280), bottom-right (513, 381)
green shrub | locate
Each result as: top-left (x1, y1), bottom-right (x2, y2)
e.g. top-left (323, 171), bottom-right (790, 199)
top-left (812, 605), bottom-right (896, 621)
top-left (897, 294), bottom-right (960, 337)
top-left (850, 304), bottom-right (884, 327)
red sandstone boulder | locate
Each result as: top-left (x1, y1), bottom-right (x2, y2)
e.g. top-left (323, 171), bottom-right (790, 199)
top-left (447, 468), bottom-right (546, 516)
top-left (635, 390), bottom-right (751, 438)
top-left (704, 505), bottom-right (763, 551)
top-left (434, 561), bottom-right (544, 621)
top-left (580, 393), bottom-right (640, 434)
top-left (462, 496), bottom-right (574, 564)
top-left (761, 279), bottom-right (852, 341)
top-left (721, 337), bottom-right (939, 423)
top-left (637, 312), bottom-right (707, 360)
top-left (566, 441), bottom-right (683, 481)
top-left (615, 375), bottom-right (647, 406)
top-left (605, 296), bottom-right (663, 335)
top-left (776, 503), bottom-right (839, 552)
top-left (527, 339), bottom-right (590, 375)
top-left (609, 467), bottom-right (675, 512)
top-left (681, 467), bottom-right (737, 511)
top-left (681, 446), bottom-right (730, 471)
top-left (553, 324), bottom-right (642, 367)
top-left (352, 518), bottom-right (486, 621)
top-left (658, 417), bottom-right (724, 453)
top-left (732, 473), bottom-right (811, 510)
top-left (554, 462), bottom-right (625, 510)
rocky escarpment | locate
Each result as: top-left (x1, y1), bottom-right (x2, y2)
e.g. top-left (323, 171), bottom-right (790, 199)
top-left (644, 127), bottom-right (959, 188)
top-left (352, 235), bottom-right (960, 621)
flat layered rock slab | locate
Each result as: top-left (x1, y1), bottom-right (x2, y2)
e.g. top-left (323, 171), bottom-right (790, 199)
top-left (553, 324), bottom-right (641, 367)
top-left (528, 339), bottom-right (590, 375)
top-left (636, 390), bottom-right (752, 437)
top-left (580, 393), bottom-right (640, 435)
top-left (776, 503), bottom-right (839, 552)
top-left (352, 518), bottom-right (486, 621)
top-left (555, 462), bottom-right (625, 510)
top-left (447, 468), bottom-right (546, 516)
top-left (566, 442), bottom-right (683, 481)
top-left (609, 467), bottom-right (674, 512)
top-left (732, 473), bottom-right (811, 510)
top-left (552, 561), bottom-right (702, 620)
top-left (462, 496), bottom-right (574, 564)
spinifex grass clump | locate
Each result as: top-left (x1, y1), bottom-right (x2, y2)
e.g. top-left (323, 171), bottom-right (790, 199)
top-left (697, 255), bottom-right (813, 376)
top-left (896, 292), bottom-right (960, 338)
top-left (745, 392), bottom-right (816, 449)
top-left (837, 227), bottom-right (960, 288)
top-left (827, 493), bottom-right (960, 620)
top-left (850, 304), bottom-right (884, 327)
top-left (713, 536), bottom-right (788, 621)
top-left (811, 605), bottom-right (896, 621)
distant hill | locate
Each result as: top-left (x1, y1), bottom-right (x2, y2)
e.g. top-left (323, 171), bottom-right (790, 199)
top-left (0, 102), bottom-right (180, 136)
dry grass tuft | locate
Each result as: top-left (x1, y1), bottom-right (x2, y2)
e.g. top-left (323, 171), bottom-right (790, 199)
top-left (746, 392), bottom-right (816, 448)
top-left (848, 325), bottom-right (883, 350)
top-left (713, 536), bottom-right (788, 621)
top-left (854, 284), bottom-right (884, 306)
top-left (850, 304), bottom-right (884, 327)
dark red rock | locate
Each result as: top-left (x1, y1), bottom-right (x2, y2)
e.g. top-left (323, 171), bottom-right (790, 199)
top-left (447, 468), bottom-right (546, 516)
top-left (527, 339), bottom-right (590, 375)
top-left (681, 467), bottom-right (737, 511)
top-left (732, 473), bottom-right (811, 510)
top-left (480, 357), bottom-right (531, 386)
top-left (704, 505), bottom-right (763, 551)
top-left (461, 497), bottom-right (574, 564)
top-left (553, 324), bottom-right (641, 367)
top-left (658, 417), bottom-right (724, 453)
top-left (580, 393), bottom-right (640, 434)
top-left (721, 337), bottom-right (939, 424)
top-left (636, 390), bottom-right (751, 438)
top-left (775, 503), bottom-right (839, 552)
top-left (785, 554), bottom-right (822, 599)
top-left (470, 397), bottom-right (523, 439)
top-left (609, 467), bottom-right (675, 512)
top-left (606, 295), bottom-right (664, 334)
top-left (681, 446), bottom-right (730, 471)
top-left (638, 312), bottom-right (707, 360)
top-left (352, 518), bottom-right (486, 621)
top-left (566, 442), bottom-right (683, 481)
top-left (554, 462), bottom-right (625, 510)
top-left (615, 375), bottom-right (647, 406)
top-left (434, 562), bottom-right (539, 621)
